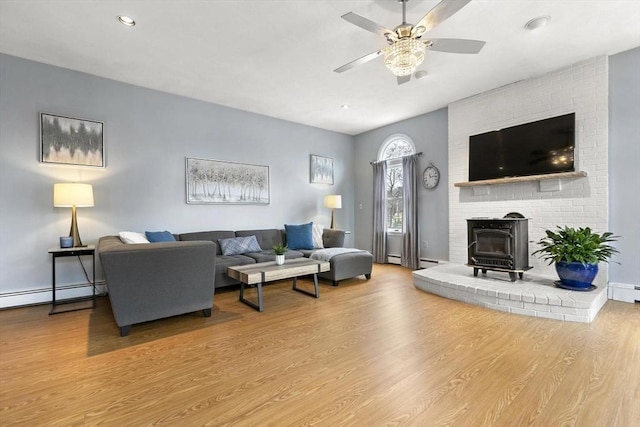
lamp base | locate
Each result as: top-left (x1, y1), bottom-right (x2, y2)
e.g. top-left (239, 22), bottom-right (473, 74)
top-left (69, 205), bottom-right (85, 247)
top-left (330, 210), bottom-right (336, 230)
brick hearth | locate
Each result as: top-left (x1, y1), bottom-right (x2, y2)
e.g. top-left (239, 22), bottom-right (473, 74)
top-left (413, 263), bottom-right (608, 323)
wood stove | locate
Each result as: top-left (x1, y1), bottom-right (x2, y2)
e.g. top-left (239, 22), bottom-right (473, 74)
top-left (467, 217), bottom-right (531, 281)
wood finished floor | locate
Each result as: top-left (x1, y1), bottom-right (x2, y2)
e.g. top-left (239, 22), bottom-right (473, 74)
top-left (1, 264), bottom-right (639, 426)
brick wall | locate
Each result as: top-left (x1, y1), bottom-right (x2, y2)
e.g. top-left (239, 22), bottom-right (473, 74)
top-left (448, 56), bottom-right (609, 282)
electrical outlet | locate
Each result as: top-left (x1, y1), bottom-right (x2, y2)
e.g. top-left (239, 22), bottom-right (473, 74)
top-left (422, 240), bottom-right (428, 248)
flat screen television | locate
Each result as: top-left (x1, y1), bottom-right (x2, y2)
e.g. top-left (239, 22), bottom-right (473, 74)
top-left (468, 113), bottom-right (575, 181)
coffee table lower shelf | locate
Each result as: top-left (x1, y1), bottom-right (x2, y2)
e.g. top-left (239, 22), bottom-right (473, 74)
top-left (227, 259), bottom-right (330, 312)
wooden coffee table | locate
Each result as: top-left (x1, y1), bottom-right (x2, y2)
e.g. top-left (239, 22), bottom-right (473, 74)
top-left (227, 258), bottom-right (330, 312)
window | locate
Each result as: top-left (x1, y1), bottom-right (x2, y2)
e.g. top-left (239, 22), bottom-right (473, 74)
top-left (378, 134), bottom-right (416, 232)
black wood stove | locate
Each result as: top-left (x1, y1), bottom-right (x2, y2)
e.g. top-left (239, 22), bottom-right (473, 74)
top-left (467, 215), bottom-right (532, 282)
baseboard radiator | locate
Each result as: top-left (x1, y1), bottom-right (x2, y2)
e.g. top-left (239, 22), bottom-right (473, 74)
top-left (0, 281), bottom-right (107, 309)
top-left (387, 255), bottom-right (443, 269)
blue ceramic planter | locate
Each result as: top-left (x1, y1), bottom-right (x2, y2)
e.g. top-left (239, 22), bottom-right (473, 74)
top-left (555, 261), bottom-right (598, 289)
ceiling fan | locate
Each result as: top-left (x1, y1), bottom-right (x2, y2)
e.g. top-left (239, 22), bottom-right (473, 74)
top-left (334, 0), bottom-right (486, 85)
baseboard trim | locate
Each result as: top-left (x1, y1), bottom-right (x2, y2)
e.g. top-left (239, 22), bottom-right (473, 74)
top-left (608, 281), bottom-right (640, 303)
top-left (0, 281), bottom-right (106, 309)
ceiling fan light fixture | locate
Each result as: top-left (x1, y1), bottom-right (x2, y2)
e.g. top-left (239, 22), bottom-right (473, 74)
top-left (383, 38), bottom-right (425, 77)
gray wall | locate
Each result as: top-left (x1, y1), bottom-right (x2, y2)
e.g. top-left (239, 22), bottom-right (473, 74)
top-left (0, 54), bottom-right (354, 307)
top-left (353, 108), bottom-right (449, 261)
top-left (608, 47), bottom-right (640, 285)
top-left (2, 47), bottom-right (637, 308)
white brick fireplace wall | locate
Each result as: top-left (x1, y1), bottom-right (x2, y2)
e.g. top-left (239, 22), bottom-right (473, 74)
top-left (448, 56), bottom-right (609, 283)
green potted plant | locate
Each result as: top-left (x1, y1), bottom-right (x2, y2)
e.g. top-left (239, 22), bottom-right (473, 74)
top-left (532, 226), bottom-right (619, 290)
top-left (272, 244), bottom-right (288, 265)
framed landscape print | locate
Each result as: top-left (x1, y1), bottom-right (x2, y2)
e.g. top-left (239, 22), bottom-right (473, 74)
top-left (40, 113), bottom-right (104, 167)
top-left (310, 154), bottom-right (334, 185)
top-left (186, 157), bottom-right (270, 205)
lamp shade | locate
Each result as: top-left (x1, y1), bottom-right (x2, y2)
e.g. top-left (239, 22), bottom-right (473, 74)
top-left (324, 195), bottom-right (342, 209)
top-left (53, 183), bottom-right (94, 207)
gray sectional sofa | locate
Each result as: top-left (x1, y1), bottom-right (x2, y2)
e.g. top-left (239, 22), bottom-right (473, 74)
top-left (98, 227), bottom-right (373, 336)
top-left (177, 228), bottom-right (357, 287)
top-left (98, 238), bottom-right (217, 336)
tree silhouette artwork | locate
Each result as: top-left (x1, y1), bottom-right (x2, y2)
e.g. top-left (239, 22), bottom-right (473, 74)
top-left (186, 157), bottom-right (269, 204)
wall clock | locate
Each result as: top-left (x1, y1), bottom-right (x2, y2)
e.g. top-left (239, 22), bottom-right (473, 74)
top-left (423, 163), bottom-right (440, 189)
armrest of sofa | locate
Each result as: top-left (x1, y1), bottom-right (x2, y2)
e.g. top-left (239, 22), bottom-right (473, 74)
top-left (97, 236), bottom-right (217, 330)
top-left (322, 229), bottom-right (346, 248)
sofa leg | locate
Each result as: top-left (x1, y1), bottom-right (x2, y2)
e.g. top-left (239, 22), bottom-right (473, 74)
top-left (202, 308), bottom-right (212, 317)
top-left (333, 280), bottom-right (339, 287)
top-left (365, 274), bottom-right (371, 280)
top-left (119, 325), bottom-right (131, 337)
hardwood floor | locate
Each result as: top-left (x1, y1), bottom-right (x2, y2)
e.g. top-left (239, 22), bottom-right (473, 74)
top-left (1, 264), bottom-right (638, 426)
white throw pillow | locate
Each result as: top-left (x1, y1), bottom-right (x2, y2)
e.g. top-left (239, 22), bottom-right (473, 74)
top-left (118, 231), bottom-right (150, 244)
top-left (312, 224), bottom-right (324, 249)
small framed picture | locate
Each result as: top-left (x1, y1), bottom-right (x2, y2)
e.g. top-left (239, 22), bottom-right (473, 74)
top-left (310, 154), bottom-right (334, 185)
top-left (40, 113), bottom-right (104, 167)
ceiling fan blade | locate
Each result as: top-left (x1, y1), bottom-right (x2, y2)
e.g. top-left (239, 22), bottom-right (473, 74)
top-left (412, 0), bottom-right (472, 36)
top-left (334, 50), bottom-right (383, 73)
top-left (427, 38), bottom-right (486, 54)
top-left (341, 12), bottom-right (394, 38)
top-left (397, 75), bottom-right (411, 85)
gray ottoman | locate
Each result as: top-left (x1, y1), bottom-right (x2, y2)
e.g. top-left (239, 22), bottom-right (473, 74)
top-left (318, 251), bottom-right (373, 286)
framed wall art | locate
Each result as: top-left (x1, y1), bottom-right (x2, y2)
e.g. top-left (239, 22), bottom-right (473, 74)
top-left (40, 113), bottom-right (104, 167)
top-left (310, 154), bottom-right (334, 185)
top-left (186, 157), bottom-right (270, 205)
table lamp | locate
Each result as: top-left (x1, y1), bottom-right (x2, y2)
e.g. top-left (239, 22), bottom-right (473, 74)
top-left (324, 194), bottom-right (342, 229)
top-left (53, 183), bottom-right (94, 247)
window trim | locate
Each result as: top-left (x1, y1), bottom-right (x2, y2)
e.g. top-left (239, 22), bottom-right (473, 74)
top-left (378, 134), bottom-right (416, 233)
top-left (378, 133), bottom-right (416, 162)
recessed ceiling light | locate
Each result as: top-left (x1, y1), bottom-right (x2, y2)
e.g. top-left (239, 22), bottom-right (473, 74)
top-left (524, 16), bottom-right (550, 31)
top-left (118, 15), bottom-right (136, 27)
top-left (341, 104), bottom-right (351, 110)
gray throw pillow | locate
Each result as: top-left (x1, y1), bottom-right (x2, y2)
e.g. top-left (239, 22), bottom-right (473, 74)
top-left (218, 235), bottom-right (262, 255)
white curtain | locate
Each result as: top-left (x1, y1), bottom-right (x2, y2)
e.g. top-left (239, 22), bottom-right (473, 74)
top-left (372, 161), bottom-right (387, 264)
top-left (401, 154), bottom-right (419, 269)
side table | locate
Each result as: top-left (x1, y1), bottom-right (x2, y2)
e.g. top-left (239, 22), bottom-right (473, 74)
top-left (48, 245), bottom-right (96, 315)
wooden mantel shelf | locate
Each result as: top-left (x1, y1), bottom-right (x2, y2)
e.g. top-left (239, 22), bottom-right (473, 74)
top-left (454, 171), bottom-right (588, 187)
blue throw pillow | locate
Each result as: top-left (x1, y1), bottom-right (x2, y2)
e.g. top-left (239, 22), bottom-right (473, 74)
top-left (145, 230), bottom-right (176, 243)
top-left (285, 222), bottom-right (314, 250)
top-left (218, 235), bottom-right (262, 256)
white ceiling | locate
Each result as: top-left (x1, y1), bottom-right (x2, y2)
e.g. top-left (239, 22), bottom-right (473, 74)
top-left (1, 0), bottom-right (639, 135)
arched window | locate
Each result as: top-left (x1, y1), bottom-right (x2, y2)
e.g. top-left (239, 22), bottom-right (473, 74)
top-left (378, 134), bottom-right (415, 231)
top-left (378, 134), bottom-right (416, 163)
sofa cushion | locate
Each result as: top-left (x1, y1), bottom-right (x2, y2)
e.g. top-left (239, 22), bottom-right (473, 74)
top-left (284, 222), bottom-right (314, 250)
top-left (218, 235), bottom-right (262, 256)
top-left (179, 230), bottom-right (236, 255)
top-left (215, 254), bottom-right (257, 287)
top-left (118, 231), bottom-right (149, 244)
top-left (216, 254), bottom-right (256, 268)
top-left (298, 249), bottom-right (316, 257)
top-left (323, 229), bottom-right (346, 248)
top-left (145, 231), bottom-right (176, 243)
top-left (236, 229), bottom-right (284, 250)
